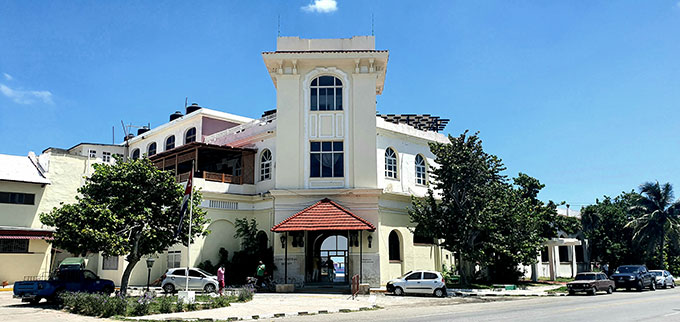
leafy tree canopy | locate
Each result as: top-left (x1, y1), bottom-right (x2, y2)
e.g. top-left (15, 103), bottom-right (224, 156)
top-left (410, 131), bottom-right (577, 283)
top-left (40, 157), bottom-right (208, 294)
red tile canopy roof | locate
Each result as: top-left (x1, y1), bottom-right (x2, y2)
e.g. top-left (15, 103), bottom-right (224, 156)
top-left (271, 198), bottom-right (375, 232)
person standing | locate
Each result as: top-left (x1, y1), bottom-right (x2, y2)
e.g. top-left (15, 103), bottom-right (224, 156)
top-left (312, 257), bottom-right (320, 282)
top-left (327, 258), bottom-right (335, 282)
top-left (217, 265), bottom-right (225, 295)
top-left (256, 261), bottom-right (266, 287)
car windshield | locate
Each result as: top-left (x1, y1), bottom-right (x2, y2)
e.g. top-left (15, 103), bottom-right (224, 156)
top-left (616, 266), bottom-right (640, 273)
top-left (651, 271), bottom-right (662, 276)
top-left (400, 271), bottom-right (413, 279)
top-left (575, 274), bottom-right (596, 280)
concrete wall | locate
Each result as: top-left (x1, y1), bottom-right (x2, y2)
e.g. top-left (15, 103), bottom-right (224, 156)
top-left (0, 239), bottom-right (53, 284)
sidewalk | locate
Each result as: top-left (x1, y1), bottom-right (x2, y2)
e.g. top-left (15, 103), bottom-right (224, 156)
top-left (132, 293), bottom-right (379, 321)
top-left (448, 284), bottom-right (567, 297)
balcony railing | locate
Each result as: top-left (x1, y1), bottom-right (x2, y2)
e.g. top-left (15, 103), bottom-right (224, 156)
top-left (176, 171), bottom-right (242, 184)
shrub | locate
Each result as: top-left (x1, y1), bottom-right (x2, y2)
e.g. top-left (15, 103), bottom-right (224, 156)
top-left (101, 293), bottom-right (128, 317)
top-left (175, 297), bottom-right (184, 312)
top-left (157, 295), bottom-right (173, 313)
top-left (208, 295), bottom-right (231, 309)
top-left (186, 301), bottom-right (198, 311)
top-left (131, 292), bottom-right (154, 316)
top-left (237, 287), bottom-right (253, 302)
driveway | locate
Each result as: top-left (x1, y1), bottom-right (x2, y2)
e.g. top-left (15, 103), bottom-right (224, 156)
top-left (0, 291), bottom-right (114, 322)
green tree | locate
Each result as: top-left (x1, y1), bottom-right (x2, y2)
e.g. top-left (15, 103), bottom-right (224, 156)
top-left (409, 131), bottom-right (505, 284)
top-left (40, 158), bottom-right (209, 294)
top-left (410, 132), bottom-right (574, 283)
top-left (581, 192), bottom-right (639, 273)
top-left (626, 182), bottom-right (680, 269)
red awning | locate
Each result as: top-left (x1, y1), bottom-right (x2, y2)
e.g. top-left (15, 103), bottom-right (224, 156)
top-left (271, 198), bottom-right (375, 232)
top-left (0, 228), bottom-right (53, 240)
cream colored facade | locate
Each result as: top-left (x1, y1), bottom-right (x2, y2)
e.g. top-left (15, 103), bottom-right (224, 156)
top-left (4, 36), bottom-right (454, 288)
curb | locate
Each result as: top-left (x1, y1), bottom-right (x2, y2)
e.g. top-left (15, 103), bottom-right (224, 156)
top-left (452, 291), bottom-right (567, 297)
top-left (137, 305), bottom-right (380, 321)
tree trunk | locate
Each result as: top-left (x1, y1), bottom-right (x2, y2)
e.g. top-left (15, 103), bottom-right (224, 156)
top-left (120, 257), bottom-right (139, 296)
top-left (120, 229), bottom-right (142, 295)
top-left (458, 253), bottom-right (475, 286)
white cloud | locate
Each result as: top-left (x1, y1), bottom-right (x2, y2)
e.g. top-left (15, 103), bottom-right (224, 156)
top-left (302, 0), bottom-right (337, 13)
top-left (0, 84), bottom-right (53, 105)
top-left (3, 73), bottom-right (12, 81)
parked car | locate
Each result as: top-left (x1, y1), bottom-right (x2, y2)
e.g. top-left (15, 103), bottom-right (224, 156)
top-left (161, 268), bottom-right (218, 293)
top-left (650, 270), bottom-right (675, 289)
top-left (610, 265), bottom-right (655, 291)
top-left (13, 268), bottom-right (114, 304)
top-left (386, 270), bottom-right (447, 297)
top-left (566, 272), bottom-right (615, 295)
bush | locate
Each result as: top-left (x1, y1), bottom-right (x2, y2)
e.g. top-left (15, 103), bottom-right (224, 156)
top-left (130, 292), bottom-right (153, 316)
top-left (208, 295), bottom-right (231, 309)
top-left (237, 287), bottom-right (253, 302)
top-left (186, 301), bottom-right (198, 311)
top-left (175, 297), bottom-right (184, 312)
top-left (101, 293), bottom-right (127, 317)
top-left (157, 295), bottom-right (173, 313)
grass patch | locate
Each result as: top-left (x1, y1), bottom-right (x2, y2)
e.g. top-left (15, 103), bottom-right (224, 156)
top-left (546, 286), bottom-right (568, 294)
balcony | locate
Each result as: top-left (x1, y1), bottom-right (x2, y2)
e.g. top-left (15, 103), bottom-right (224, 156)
top-left (149, 142), bottom-right (256, 185)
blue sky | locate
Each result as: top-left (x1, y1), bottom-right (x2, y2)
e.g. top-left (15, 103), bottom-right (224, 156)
top-left (1, 1), bottom-right (679, 207)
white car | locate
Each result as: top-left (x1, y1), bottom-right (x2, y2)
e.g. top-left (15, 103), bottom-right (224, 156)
top-left (386, 270), bottom-right (447, 297)
top-left (650, 270), bottom-right (675, 289)
top-left (161, 268), bottom-right (219, 293)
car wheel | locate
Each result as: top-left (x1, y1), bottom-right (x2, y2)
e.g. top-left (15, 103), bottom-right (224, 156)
top-left (672, 281), bottom-right (676, 288)
top-left (394, 287), bottom-right (404, 296)
top-left (29, 297), bottom-right (42, 305)
top-left (590, 286), bottom-right (597, 295)
top-left (204, 283), bottom-right (216, 293)
top-left (434, 288), bottom-right (445, 298)
top-left (607, 286), bottom-right (613, 294)
top-left (663, 282), bottom-right (667, 289)
top-left (163, 283), bottom-right (175, 293)
top-left (568, 290), bottom-right (575, 296)
top-left (637, 281), bottom-right (643, 292)
top-left (650, 282), bottom-right (656, 291)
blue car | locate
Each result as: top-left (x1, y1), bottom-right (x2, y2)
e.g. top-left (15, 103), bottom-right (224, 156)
top-left (13, 268), bottom-right (115, 304)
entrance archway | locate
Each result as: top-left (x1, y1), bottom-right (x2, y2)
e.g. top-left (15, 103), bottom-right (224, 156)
top-left (306, 232), bottom-right (349, 284)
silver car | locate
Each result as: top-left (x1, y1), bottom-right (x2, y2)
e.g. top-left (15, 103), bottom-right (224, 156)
top-left (386, 270), bottom-right (447, 297)
top-left (161, 268), bottom-right (218, 293)
top-left (650, 270), bottom-right (675, 289)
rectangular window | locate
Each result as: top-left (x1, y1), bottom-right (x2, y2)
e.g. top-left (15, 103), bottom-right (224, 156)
top-left (310, 141), bottom-right (343, 178)
top-left (89, 150), bottom-right (96, 158)
top-left (102, 152), bottom-right (111, 163)
top-left (0, 192), bottom-right (35, 205)
top-left (167, 250), bottom-right (181, 269)
top-left (559, 246), bottom-right (570, 262)
top-left (102, 256), bottom-right (118, 270)
top-left (540, 247), bottom-right (548, 262)
top-left (0, 239), bottom-right (29, 253)
top-left (575, 245), bottom-right (584, 262)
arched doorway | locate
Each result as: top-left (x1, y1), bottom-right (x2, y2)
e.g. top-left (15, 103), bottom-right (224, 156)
top-left (307, 232), bottom-right (349, 284)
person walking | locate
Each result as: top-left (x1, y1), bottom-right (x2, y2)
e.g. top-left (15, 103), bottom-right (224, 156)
top-left (256, 261), bottom-right (266, 287)
top-left (312, 257), bottom-right (320, 282)
top-left (217, 265), bottom-right (225, 295)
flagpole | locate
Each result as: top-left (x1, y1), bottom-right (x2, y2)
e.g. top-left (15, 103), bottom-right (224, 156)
top-left (186, 161), bottom-right (194, 292)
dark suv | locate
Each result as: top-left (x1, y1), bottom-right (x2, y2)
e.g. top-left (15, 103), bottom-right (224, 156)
top-left (610, 265), bottom-right (655, 291)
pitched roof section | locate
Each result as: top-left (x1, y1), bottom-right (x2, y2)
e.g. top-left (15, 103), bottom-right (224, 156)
top-left (271, 198), bottom-right (376, 232)
top-left (0, 154), bottom-right (50, 185)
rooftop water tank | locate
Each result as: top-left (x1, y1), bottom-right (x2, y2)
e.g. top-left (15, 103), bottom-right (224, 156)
top-left (170, 111), bottom-right (183, 121)
top-left (137, 127), bottom-right (150, 135)
top-left (186, 103), bottom-right (202, 115)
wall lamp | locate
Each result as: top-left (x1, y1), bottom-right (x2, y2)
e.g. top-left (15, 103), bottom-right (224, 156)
top-left (280, 234), bottom-right (287, 248)
top-left (367, 234), bottom-right (373, 248)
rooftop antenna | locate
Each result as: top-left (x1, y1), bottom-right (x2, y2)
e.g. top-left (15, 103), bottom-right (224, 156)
top-left (371, 13), bottom-right (374, 36)
top-left (277, 14), bottom-right (281, 37)
top-left (185, 97), bottom-right (188, 109)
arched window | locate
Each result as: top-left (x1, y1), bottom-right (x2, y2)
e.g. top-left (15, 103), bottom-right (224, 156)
top-left (389, 230), bottom-right (401, 261)
top-left (260, 149), bottom-right (272, 181)
top-left (165, 135), bottom-right (175, 151)
top-left (385, 148), bottom-right (398, 179)
top-left (131, 149), bottom-right (140, 160)
top-left (185, 127), bottom-right (196, 144)
top-left (147, 142), bottom-right (157, 156)
top-left (415, 154), bottom-right (427, 185)
top-left (310, 75), bottom-right (342, 111)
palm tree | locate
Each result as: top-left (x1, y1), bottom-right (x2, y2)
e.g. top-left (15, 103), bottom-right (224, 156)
top-left (626, 182), bottom-right (680, 269)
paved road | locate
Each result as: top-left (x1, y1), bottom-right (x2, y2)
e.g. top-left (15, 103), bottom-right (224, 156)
top-left (284, 288), bottom-right (680, 322)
